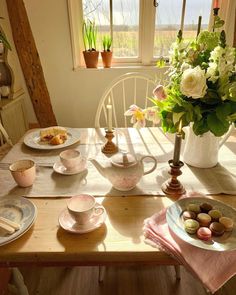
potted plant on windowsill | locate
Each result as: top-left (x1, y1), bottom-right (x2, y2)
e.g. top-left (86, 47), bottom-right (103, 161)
top-left (82, 20), bottom-right (99, 68)
top-left (101, 35), bottom-right (112, 68)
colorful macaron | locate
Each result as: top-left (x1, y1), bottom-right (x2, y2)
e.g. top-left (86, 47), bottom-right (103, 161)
top-left (208, 209), bottom-right (222, 221)
top-left (187, 203), bottom-right (201, 214)
top-left (184, 219), bottom-right (200, 234)
top-left (182, 210), bottom-right (197, 221)
top-left (197, 227), bottom-right (212, 241)
top-left (219, 217), bottom-right (234, 232)
top-left (200, 202), bottom-right (213, 213)
top-left (209, 222), bottom-right (225, 236)
top-left (197, 213), bottom-right (212, 227)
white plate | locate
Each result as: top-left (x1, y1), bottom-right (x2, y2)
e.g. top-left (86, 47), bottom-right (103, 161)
top-left (23, 128), bottom-right (80, 150)
top-left (58, 205), bottom-right (106, 234)
top-left (0, 196), bottom-right (37, 246)
top-left (166, 197), bottom-right (236, 251)
top-left (53, 159), bottom-right (87, 175)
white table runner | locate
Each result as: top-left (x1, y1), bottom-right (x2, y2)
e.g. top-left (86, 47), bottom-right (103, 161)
top-left (1, 128), bottom-right (236, 197)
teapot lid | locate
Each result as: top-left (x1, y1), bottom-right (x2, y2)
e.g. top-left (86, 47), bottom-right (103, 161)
top-left (111, 151), bottom-right (137, 168)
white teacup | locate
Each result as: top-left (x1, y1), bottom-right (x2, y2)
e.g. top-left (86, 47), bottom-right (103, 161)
top-left (60, 149), bottom-right (85, 171)
top-left (67, 194), bottom-right (104, 225)
top-left (9, 159), bottom-right (36, 187)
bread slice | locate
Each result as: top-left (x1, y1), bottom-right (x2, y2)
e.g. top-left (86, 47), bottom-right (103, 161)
top-left (40, 126), bottom-right (67, 142)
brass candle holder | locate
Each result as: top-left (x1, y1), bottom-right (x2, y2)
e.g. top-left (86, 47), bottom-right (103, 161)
top-left (102, 129), bottom-right (118, 155)
top-left (161, 160), bottom-right (186, 197)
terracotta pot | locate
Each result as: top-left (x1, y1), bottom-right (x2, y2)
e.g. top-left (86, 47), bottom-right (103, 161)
top-left (101, 51), bottom-right (112, 68)
top-left (83, 51), bottom-right (99, 68)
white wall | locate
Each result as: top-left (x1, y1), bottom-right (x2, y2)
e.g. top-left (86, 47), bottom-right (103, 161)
top-left (22, 0), bottom-right (162, 128)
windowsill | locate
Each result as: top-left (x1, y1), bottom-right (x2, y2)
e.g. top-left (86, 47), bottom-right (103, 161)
top-left (74, 64), bottom-right (169, 72)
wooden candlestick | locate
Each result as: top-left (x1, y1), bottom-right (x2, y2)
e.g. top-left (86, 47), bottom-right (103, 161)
top-left (102, 129), bottom-right (118, 155)
top-left (161, 160), bottom-right (186, 197)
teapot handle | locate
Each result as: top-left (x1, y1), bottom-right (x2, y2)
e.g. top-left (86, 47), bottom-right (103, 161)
top-left (219, 124), bottom-right (235, 148)
top-left (141, 156), bottom-right (157, 175)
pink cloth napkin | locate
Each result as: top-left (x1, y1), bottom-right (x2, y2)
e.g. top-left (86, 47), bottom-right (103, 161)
top-left (143, 193), bottom-right (236, 294)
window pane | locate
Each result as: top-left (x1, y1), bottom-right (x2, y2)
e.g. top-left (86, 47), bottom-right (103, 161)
top-left (184, 0), bottom-right (212, 41)
top-left (82, 0), bottom-right (110, 52)
top-left (82, 0), bottom-right (139, 58)
top-left (154, 0), bottom-right (212, 58)
top-left (113, 0), bottom-right (139, 58)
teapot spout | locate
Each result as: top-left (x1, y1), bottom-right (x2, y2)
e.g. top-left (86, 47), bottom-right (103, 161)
top-left (89, 158), bottom-right (107, 178)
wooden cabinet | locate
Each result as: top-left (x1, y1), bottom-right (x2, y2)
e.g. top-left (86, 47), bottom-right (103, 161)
top-left (0, 95), bottom-right (28, 144)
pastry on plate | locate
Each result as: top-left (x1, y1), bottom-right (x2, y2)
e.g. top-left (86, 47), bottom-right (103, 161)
top-left (40, 126), bottom-right (67, 145)
top-left (184, 219), bottom-right (199, 234)
top-left (197, 227), bottom-right (212, 241)
top-left (219, 217), bottom-right (234, 232)
top-left (209, 222), bottom-right (225, 236)
top-left (197, 213), bottom-right (212, 227)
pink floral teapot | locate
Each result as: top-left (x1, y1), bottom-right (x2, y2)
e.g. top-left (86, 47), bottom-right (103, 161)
top-left (90, 151), bottom-right (157, 191)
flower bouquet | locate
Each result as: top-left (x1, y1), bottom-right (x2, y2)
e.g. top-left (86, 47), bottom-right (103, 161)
top-left (125, 19), bottom-right (236, 137)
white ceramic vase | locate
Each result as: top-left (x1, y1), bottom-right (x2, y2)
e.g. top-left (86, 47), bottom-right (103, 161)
top-left (182, 124), bottom-right (234, 168)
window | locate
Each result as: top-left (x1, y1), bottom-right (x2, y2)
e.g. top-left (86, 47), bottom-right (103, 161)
top-left (68, 0), bottom-right (213, 68)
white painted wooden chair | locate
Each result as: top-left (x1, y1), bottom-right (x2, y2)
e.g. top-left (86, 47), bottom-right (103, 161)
top-left (0, 122), bottom-right (13, 160)
top-left (95, 72), bottom-right (157, 129)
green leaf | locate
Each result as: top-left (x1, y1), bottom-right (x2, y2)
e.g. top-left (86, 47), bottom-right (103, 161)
top-left (193, 105), bottom-right (202, 121)
top-left (0, 31), bottom-right (11, 50)
top-left (207, 113), bottom-right (229, 136)
top-left (229, 83), bottom-right (236, 101)
top-left (156, 57), bottom-right (166, 68)
top-left (216, 103), bottom-right (231, 122)
top-left (201, 89), bottom-right (221, 104)
top-left (193, 119), bottom-right (209, 135)
top-left (213, 19), bottom-right (225, 29)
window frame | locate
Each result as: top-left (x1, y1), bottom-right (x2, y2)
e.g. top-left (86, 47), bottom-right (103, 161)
top-left (68, 0), bottom-right (157, 69)
top-left (67, 0), bottom-right (227, 70)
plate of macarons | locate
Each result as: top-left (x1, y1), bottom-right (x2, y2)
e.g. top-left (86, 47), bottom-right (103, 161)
top-left (166, 197), bottom-right (236, 251)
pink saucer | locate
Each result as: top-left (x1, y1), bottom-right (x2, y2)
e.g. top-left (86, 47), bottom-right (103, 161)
top-left (58, 205), bottom-right (106, 234)
top-left (53, 159), bottom-right (87, 175)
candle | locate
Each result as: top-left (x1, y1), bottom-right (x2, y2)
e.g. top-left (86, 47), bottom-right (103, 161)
top-left (213, 0), bottom-right (219, 9)
top-left (173, 120), bottom-right (182, 165)
top-left (107, 97), bottom-right (112, 132)
top-left (197, 15), bottom-right (202, 36)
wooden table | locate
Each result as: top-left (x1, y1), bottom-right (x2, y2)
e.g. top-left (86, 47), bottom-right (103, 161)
top-left (0, 128), bottom-right (236, 267)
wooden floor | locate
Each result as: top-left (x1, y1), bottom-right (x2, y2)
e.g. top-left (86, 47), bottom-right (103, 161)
top-left (17, 266), bottom-right (236, 295)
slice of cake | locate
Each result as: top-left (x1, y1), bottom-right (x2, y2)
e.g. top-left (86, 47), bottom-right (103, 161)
top-left (40, 126), bottom-right (67, 144)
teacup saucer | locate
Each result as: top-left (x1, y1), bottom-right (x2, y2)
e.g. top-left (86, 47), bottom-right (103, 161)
top-left (53, 160), bottom-right (86, 175)
top-left (58, 205), bottom-right (106, 234)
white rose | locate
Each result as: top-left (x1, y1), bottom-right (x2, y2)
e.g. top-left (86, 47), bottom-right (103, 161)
top-left (180, 66), bottom-right (207, 99)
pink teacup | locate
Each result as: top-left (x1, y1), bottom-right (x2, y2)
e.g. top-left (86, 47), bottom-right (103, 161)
top-left (60, 149), bottom-right (83, 171)
top-left (9, 159), bottom-right (36, 187)
top-left (67, 194), bottom-right (104, 225)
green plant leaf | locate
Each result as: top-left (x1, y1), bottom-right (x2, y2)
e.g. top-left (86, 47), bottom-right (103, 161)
top-left (0, 31), bottom-right (11, 50)
top-left (213, 16), bottom-right (225, 29)
top-left (216, 103), bottom-right (231, 122)
top-left (82, 19), bottom-right (97, 51)
top-left (207, 113), bottom-right (229, 136)
top-left (193, 119), bottom-right (209, 135)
